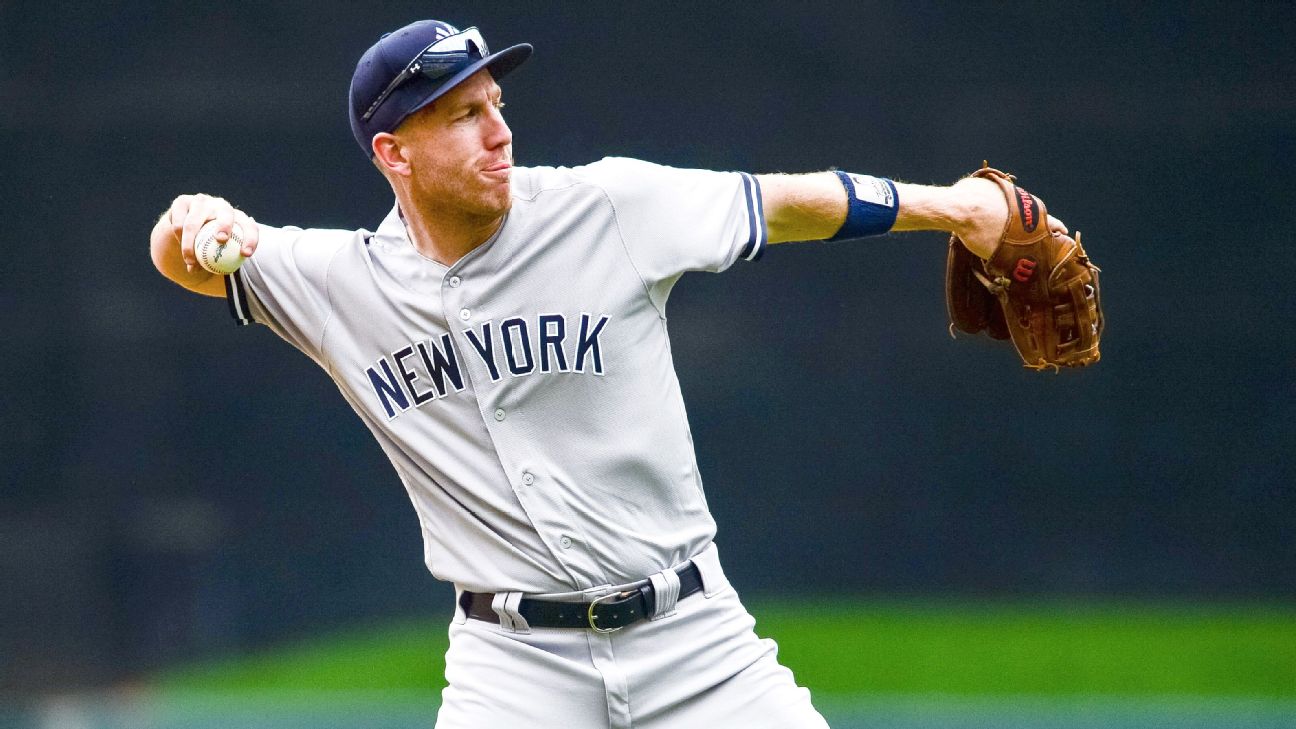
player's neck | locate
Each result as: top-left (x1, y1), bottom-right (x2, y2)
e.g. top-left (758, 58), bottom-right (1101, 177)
top-left (399, 201), bottom-right (505, 267)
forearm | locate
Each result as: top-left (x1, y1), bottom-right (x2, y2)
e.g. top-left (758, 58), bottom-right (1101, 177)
top-left (758, 171), bottom-right (1007, 259)
top-left (891, 178), bottom-right (1005, 258)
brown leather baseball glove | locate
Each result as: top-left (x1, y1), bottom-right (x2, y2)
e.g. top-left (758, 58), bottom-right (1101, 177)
top-left (946, 164), bottom-right (1103, 370)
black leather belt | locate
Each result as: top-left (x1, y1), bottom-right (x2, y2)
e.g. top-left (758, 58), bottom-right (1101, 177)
top-left (461, 561), bottom-right (703, 633)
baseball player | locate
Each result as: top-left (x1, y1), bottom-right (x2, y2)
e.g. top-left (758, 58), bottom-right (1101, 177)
top-left (149, 19), bottom-right (1070, 729)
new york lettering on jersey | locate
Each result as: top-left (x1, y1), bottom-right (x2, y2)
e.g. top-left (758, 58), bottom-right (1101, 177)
top-left (366, 312), bottom-right (611, 420)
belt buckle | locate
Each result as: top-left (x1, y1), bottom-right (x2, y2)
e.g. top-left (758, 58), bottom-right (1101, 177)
top-left (587, 590), bottom-right (633, 633)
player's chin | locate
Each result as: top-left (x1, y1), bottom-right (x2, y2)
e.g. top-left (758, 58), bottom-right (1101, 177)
top-left (476, 175), bottom-right (512, 208)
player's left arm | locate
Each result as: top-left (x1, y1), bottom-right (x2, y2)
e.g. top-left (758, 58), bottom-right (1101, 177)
top-left (756, 171), bottom-right (1067, 258)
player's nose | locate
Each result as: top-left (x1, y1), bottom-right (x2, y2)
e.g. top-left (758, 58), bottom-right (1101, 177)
top-left (484, 105), bottom-right (512, 150)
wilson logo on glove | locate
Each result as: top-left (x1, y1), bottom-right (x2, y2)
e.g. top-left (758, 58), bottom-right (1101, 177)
top-left (1013, 258), bottom-right (1037, 282)
top-left (1014, 187), bottom-right (1039, 232)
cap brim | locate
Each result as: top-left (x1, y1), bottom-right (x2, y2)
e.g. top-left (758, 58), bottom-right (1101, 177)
top-left (403, 43), bottom-right (533, 122)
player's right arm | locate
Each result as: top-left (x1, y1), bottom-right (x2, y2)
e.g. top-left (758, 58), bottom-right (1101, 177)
top-left (150, 194), bottom-right (260, 298)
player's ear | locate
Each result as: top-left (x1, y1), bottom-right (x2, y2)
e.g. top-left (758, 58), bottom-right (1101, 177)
top-left (372, 133), bottom-right (412, 177)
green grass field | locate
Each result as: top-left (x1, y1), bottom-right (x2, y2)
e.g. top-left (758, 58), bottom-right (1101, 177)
top-left (158, 598), bottom-right (1296, 698)
top-left (13, 600), bottom-right (1286, 729)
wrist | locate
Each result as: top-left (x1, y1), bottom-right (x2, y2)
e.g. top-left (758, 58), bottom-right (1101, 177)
top-left (949, 176), bottom-right (1008, 259)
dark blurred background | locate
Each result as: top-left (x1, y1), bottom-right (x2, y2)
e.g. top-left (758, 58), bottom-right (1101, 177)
top-left (2, 0), bottom-right (1293, 695)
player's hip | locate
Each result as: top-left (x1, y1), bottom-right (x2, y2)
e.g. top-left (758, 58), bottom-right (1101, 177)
top-left (438, 547), bottom-right (828, 727)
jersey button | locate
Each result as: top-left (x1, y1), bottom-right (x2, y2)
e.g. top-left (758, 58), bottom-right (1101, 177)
top-left (521, 472), bottom-right (535, 486)
top-left (458, 308), bottom-right (471, 321)
top-left (448, 276), bottom-right (461, 288)
top-left (559, 535), bottom-right (573, 550)
top-left (493, 408), bottom-right (506, 421)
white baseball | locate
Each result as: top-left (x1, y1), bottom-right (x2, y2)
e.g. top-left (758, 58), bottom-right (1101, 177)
top-left (194, 220), bottom-right (246, 275)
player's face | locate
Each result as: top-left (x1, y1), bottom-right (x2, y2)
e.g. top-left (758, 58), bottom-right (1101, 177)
top-left (397, 70), bottom-right (514, 219)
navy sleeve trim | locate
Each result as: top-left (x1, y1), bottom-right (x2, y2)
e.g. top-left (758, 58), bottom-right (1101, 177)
top-left (738, 172), bottom-right (767, 262)
top-left (225, 270), bottom-right (253, 326)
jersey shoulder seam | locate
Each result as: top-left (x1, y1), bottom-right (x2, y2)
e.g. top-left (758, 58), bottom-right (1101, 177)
top-left (315, 238), bottom-right (350, 375)
top-left (519, 170), bottom-right (665, 317)
top-left (582, 181), bottom-right (665, 319)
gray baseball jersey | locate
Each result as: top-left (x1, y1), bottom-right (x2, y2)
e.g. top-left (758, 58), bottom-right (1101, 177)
top-left (225, 157), bottom-right (767, 595)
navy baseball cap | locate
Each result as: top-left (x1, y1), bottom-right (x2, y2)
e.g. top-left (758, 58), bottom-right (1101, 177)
top-left (348, 20), bottom-right (532, 157)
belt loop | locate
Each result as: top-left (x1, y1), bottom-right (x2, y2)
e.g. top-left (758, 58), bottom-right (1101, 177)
top-left (648, 567), bottom-right (681, 619)
top-left (693, 542), bottom-right (729, 598)
top-left (491, 591), bottom-right (531, 633)
top-left (452, 587), bottom-right (468, 625)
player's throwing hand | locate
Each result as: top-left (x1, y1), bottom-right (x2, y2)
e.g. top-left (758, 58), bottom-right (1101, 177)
top-left (167, 193), bottom-right (260, 273)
